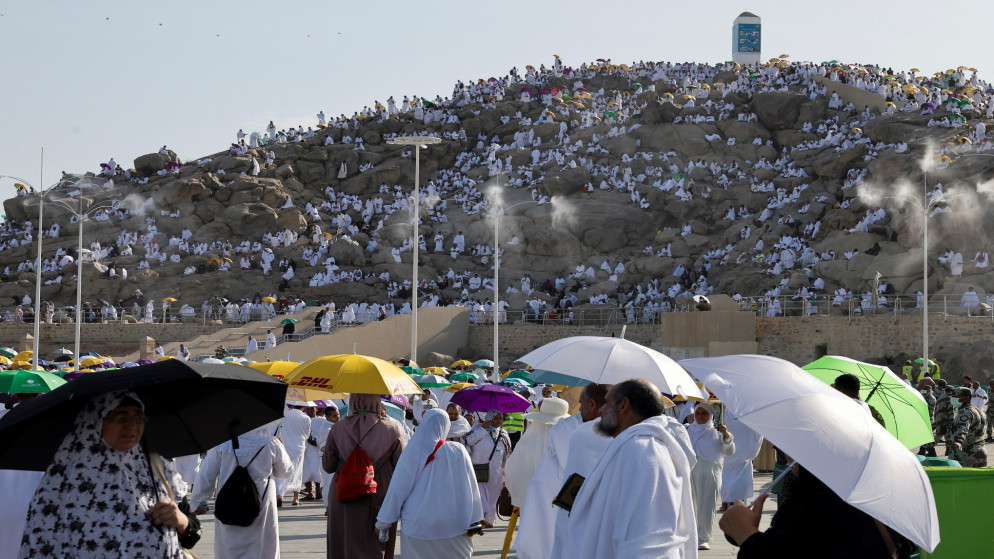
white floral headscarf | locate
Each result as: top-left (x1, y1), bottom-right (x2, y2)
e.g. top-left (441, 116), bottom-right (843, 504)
top-left (19, 391), bottom-right (182, 558)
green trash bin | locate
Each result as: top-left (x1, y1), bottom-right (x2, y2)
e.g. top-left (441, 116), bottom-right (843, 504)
top-left (921, 457), bottom-right (961, 468)
top-left (921, 467), bottom-right (994, 558)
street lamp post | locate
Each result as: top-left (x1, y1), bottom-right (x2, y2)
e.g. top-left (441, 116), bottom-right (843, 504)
top-left (887, 169), bottom-right (952, 379)
top-left (386, 136), bottom-right (441, 364)
top-left (1, 174), bottom-right (54, 370)
top-left (490, 198), bottom-right (539, 374)
top-left (48, 196), bottom-right (113, 371)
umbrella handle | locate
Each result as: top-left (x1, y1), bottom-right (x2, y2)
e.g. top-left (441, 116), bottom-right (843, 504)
top-left (752, 460), bottom-right (795, 506)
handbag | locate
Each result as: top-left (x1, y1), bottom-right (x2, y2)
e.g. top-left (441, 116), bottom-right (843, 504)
top-left (473, 432), bottom-right (501, 483)
top-left (551, 473), bottom-right (585, 513)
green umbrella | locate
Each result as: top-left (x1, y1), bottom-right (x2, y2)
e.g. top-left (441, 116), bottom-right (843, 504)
top-left (280, 318), bottom-right (298, 325)
top-left (416, 374), bottom-right (452, 388)
top-left (802, 355), bottom-right (933, 449)
top-left (0, 370), bottom-right (67, 394)
top-left (0, 348), bottom-right (16, 359)
top-left (399, 366), bottom-right (422, 375)
top-left (449, 372), bottom-right (479, 383)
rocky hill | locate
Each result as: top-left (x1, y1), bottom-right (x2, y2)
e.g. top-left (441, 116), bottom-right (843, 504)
top-left (2, 58), bottom-right (993, 331)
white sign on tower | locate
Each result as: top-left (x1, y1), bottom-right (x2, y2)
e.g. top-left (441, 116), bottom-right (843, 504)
top-left (732, 11), bottom-right (761, 66)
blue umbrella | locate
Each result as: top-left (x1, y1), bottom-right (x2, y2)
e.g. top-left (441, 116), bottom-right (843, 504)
top-left (473, 359), bottom-right (495, 368)
top-left (529, 369), bottom-right (588, 386)
top-left (342, 401), bottom-right (405, 423)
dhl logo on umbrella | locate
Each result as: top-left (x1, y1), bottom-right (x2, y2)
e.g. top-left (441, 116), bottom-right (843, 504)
top-left (295, 376), bottom-right (335, 389)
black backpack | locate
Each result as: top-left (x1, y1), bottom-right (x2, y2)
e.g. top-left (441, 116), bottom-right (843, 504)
top-left (213, 442), bottom-right (271, 527)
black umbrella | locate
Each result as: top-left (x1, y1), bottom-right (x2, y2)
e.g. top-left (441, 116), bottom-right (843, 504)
top-left (0, 360), bottom-right (287, 470)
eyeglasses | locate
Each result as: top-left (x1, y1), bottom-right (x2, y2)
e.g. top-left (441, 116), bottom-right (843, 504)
top-left (105, 413), bottom-right (149, 425)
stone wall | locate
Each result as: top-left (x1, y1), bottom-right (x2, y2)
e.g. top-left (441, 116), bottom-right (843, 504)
top-left (756, 314), bottom-right (994, 368)
top-left (0, 323), bottom-right (222, 358)
top-left (467, 314), bottom-right (994, 378)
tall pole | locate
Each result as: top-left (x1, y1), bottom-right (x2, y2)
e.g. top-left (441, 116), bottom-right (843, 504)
top-left (493, 193), bottom-right (499, 375)
top-left (34, 149), bottom-right (43, 369)
top-left (922, 170), bottom-right (929, 377)
top-left (387, 135), bottom-right (440, 363)
top-left (33, 199), bottom-right (43, 369)
top-left (75, 197), bottom-right (84, 371)
top-left (411, 145), bottom-right (420, 363)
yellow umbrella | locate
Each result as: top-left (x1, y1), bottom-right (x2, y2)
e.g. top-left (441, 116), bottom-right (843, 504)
top-left (885, 102), bottom-right (896, 109)
top-left (672, 381), bottom-right (711, 402)
top-left (910, 68), bottom-right (920, 73)
top-left (450, 360), bottom-right (473, 368)
top-left (156, 355), bottom-right (177, 362)
top-left (0, 356), bottom-right (12, 366)
top-left (958, 137), bottom-right (973, 145)
top-left (162, 297), bottom-right (178, 302)
top-left (261, 296), bottom-right (277, 304)
top-left (779, 53), bottom-right (790, 58)
top-left (700, 83), bottom-right (711, 90)
top-left (248, 360), bottom-right (301, 381)
top-left (421, 366), bottom-right (449, 376)
top-left (14, 350), bottom-right (33, 362)
top-left (553, 54), bottom-right (562, 59)
top-left (938, 155), bottom-right (953, 164)
top-left (662, 92), bottom-right (674, 98)
top-left (969, 68), bottom-right (978, 73)
top-left (11, 361), bottom-right (33, 370)
top-left (286, 354), bottom-right (422, 395)
top-left (444, 382), bottom-right (475, 393)
top-left (957, 66), bottom-right (968, 71)
top-left (286, 387), bottom-right (348, 401)
top-left (80, 356), bottom-right (105, 368)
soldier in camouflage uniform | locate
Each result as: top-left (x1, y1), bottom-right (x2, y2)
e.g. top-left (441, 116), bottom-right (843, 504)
top-left (932, 380), bottom-right (954, 452)
top-left (948, 387), bottom-right (987, 467)
top-left (918, 383), bottom-right (938, 457)
top-left (987, 383), bottom-right (994, 442)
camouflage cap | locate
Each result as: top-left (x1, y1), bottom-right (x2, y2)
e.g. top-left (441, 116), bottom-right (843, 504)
top-left (954, 387), bottom-right (972, 398)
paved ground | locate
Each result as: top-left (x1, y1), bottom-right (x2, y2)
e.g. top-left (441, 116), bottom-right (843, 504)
top-left (192, 472), bottom-right (777, 558)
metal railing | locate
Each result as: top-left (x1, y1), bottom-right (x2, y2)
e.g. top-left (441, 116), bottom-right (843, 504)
top-left (192, 319), bottom-right (360, 361)
top-left (0, 307), bottom-right (305, 326)
top-left (460, 293), bottom-right (994, 326)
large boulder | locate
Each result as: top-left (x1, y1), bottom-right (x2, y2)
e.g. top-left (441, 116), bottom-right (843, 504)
top-left (134, 150), bottom-right (179, 176)
top-left (217, 203), bottom-right (280, 238)
top-left (751, 92), bottom-right (810, 130)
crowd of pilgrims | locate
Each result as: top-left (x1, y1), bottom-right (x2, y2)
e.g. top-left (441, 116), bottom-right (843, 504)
top-left (3, 57), bottom-right (993, 321)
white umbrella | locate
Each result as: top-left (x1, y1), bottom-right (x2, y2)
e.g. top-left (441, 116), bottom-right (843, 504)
top-left (52, 348), bottom-right (74, 356)
top-left (200, 357), bottom-right (225, 364)
top-left (518, 336), bottom-right (705, 399)
top-left (680, 354), bottom-right (939, 552)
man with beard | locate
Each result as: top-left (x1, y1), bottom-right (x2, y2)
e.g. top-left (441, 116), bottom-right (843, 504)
top-left (565, 379), bottom-right (696, 558)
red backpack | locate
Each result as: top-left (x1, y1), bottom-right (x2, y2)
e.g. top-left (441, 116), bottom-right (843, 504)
top-left (336, 437), bottom-right (377, 502)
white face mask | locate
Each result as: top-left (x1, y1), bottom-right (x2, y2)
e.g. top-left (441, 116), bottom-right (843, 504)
top-left (951, 398), bottom-right (963, 410)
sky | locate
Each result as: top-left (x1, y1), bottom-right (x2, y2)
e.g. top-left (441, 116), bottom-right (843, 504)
top-left (1, 0), bottom-right (992, 202)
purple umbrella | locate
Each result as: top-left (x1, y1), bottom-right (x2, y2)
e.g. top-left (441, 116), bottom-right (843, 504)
top-left (136, 359), bottom-right (154, 365)
top-left (450, 384), bottom-right (531, 414)
top-left (60, 371), bottom-right (88, 382)
top-left (381, 394), bottom-right (410, 410)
